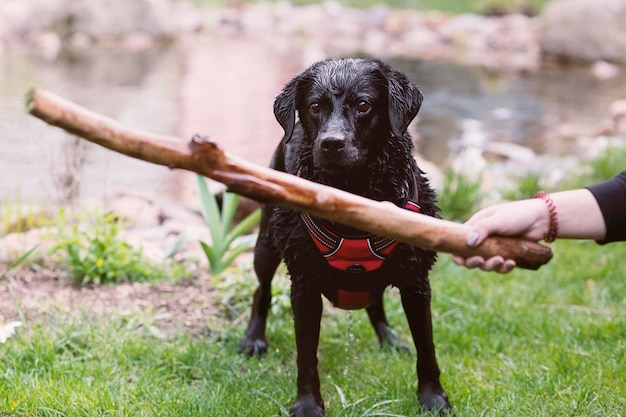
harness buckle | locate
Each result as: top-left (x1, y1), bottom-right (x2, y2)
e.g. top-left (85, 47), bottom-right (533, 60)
top-left (346, 264), bottom-right (366, 273)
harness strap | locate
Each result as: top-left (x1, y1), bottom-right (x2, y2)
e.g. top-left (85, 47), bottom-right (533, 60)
top-left (300, 173), bottom-right (422, 310)
top-left (301, 174), bottom-right (421, 273)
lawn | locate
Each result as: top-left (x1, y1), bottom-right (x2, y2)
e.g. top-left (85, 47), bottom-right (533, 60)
top-left (2, 239), bottom-right (624, 416)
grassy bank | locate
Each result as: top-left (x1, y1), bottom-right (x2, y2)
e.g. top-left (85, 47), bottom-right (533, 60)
top-left (2, 239), bottom-right (624, 416)
top-left (192, 0), bottom-right (551, 14)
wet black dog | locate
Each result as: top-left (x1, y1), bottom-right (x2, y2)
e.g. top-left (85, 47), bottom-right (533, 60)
top-left (239, 58), bottom-right (451, 416)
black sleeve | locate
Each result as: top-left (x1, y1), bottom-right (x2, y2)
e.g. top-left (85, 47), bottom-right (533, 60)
top-left (585, 171), bottom-right (626, 244)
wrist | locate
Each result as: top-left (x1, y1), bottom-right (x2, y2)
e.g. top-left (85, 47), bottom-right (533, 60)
top-left (533, 191), bottom-right (559, 242)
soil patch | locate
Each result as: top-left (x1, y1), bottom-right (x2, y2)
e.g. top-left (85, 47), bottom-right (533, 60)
top-left (0, 266), bottom-right (223, 337)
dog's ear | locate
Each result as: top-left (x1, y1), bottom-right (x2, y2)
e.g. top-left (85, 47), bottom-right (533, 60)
top-left (273, 76), bottom-right (300, 142)
top-left (274, 61), bottom-right (324, 142)
top-left (380, 63), bottom-right (423, 138)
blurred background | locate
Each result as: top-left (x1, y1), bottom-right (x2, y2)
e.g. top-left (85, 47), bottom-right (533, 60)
top-left (1, 0), bottom-right (625, 208)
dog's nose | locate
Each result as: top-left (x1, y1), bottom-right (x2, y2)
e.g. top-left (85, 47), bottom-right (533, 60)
top-left (320, 136), bottom-right (346, 152)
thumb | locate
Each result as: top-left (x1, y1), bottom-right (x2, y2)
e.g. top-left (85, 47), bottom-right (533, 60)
top-left (465, 225), bottom-right (491, 248)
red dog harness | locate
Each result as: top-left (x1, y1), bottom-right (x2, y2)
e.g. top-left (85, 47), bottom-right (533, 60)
top-left (300, 176), bottom-right (421, 309)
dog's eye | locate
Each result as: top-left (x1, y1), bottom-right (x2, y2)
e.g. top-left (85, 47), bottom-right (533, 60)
top-left (308, 102), bottom-right (320, 114)
top-left (357, 101), bottom-right (371, 113)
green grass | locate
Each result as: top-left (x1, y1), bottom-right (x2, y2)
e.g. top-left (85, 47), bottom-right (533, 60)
top-left (2, 240), bottom-right (624, 416)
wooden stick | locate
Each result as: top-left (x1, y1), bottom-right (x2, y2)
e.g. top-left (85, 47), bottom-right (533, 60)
top-left (26, 87), bottom-right (553, 270)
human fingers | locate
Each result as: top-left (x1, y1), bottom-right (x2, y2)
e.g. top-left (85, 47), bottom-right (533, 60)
top-left (481, 256), bottom-right (516, 273)
top-left (450, 253), bottom-right (516, 273)
top-left (450, 254), bottom-right (466, 266)
top-left (500, 259), bottom-right (516, 273)
top-left (454, 255), bottom-right (485, 269)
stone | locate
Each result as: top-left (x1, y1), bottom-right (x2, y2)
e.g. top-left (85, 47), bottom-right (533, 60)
top-left (591, 61), bottom-right (622, 81)
top-left (105, 192), bottom-right (161, 228)
top-left (610, 99), bottom-right (626, 134)
top-left (0, 228), bottom-right (56, 264)
top-left (541, 0), bottom-right (626, 62)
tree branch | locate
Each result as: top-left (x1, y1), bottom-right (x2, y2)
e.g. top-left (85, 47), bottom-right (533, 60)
top-left (26, 87), bottom-right (552, 270)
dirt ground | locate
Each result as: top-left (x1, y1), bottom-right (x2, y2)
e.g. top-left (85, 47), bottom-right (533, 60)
top-left (0, 265), bottom-right (224, 338)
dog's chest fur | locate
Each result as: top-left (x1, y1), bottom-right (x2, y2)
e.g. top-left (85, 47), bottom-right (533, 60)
top-left (269, 125), bottom-right (438, 303)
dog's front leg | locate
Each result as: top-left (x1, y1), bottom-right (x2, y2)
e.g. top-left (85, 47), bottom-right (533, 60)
top-left (400, 288), bottom-right (452, 414)
top-left (289, 286), bottom-right (324, 417)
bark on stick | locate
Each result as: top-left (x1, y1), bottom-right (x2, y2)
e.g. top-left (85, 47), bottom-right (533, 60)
top-left (26, 87), bottom-right (553, 270)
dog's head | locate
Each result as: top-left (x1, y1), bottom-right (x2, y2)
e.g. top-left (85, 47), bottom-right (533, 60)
top-left (274, 58), bottom-right (423, 175)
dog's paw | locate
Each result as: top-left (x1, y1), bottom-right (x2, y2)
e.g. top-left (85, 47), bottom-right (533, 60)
top-left (377, 326), bottom-right (411, 355)
top-left (238, 336), bottom-right (268, 357)
top-left (289, 394), bottom-right (324, 417)
top-left (418, 387), bottom-right (453, 415)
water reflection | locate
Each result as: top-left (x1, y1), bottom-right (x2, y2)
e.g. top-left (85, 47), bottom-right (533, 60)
top-left (1, 47), bottom-right (184, 204)
top-left (390, 58), bottom-right (626, 164)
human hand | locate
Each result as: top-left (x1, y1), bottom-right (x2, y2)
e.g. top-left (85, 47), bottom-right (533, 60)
top-left (450, 199), bottom-right (551, 273)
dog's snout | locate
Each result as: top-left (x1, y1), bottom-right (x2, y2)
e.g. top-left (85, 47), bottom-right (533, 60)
top-left (320, 136), bottom-right (346, 152)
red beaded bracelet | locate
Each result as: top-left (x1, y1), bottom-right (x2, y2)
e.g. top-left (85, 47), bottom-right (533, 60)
top-left (534, 191), bottom-right (559, 243)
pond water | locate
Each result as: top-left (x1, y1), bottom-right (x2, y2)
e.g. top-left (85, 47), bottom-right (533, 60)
top-left (394, 58), bottom-right (626, 164)
top-left (1, 41), bottom-right (625, 205)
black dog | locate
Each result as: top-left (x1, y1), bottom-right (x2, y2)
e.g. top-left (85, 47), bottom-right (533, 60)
top-left (239, 58), bottom-right (451, 416)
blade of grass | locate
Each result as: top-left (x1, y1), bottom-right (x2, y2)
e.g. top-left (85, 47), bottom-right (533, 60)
top-left (164, 232), bottom-right (189, 260)
top-left (252, 390), bottom-right (289, 416)
top-left (0, 244), bottom-right (39, 280)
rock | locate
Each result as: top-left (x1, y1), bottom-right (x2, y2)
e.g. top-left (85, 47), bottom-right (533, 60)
top-left (120, 231), bottom-right (168, 264)
top-left (32, 31), bottom-right (62, 59)
top-left (9, 0), bottom-right (178, 46)
top-left (0, 1), bottom-right (545, 71)
top-left (159, 202), bottom-right (206, 228)
top-left (484, 141), bottom-right (536, 162)
top-left (400, 26), bottom-right (442, 54)
top-left (0, 228), bottom-right (56, 264)
top-left (541, 0), bottom-right (626, 62)
top-left (590, 99), bottom-right (626, 136)
top-left (610, 99), bottom-right (626, 134)
top-left (105, 192), bottom-right (161, 228)
top-left (591, 60), bottom-right (622, 81)
top-left (66, 0), bottom-right (177, 41)
top-left (171, 1), bottom-right (203, 33)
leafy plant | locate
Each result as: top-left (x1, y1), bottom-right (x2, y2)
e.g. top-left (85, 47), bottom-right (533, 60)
top-left (437, 169), bottom-right (483, 222)
top-left (53, 209), bottom-right (165, 285)
top-left (501, 171), bottom-right (542, 201)
top-left (587, 144), bottom-right (626, 183)
top-left (1, 202), bottom-right (49, 236)
top-left (196, 175), bottom-right (261, 276)
top-left (559, 144), bottom-right (626, 190)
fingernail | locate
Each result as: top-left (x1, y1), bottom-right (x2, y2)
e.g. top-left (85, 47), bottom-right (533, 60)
top-left (467, 259), bottom-right (481, 268)
top-left (503, 261), bottom-right (516, 273)
top-left (467, 231), bottom-right (480, 247)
